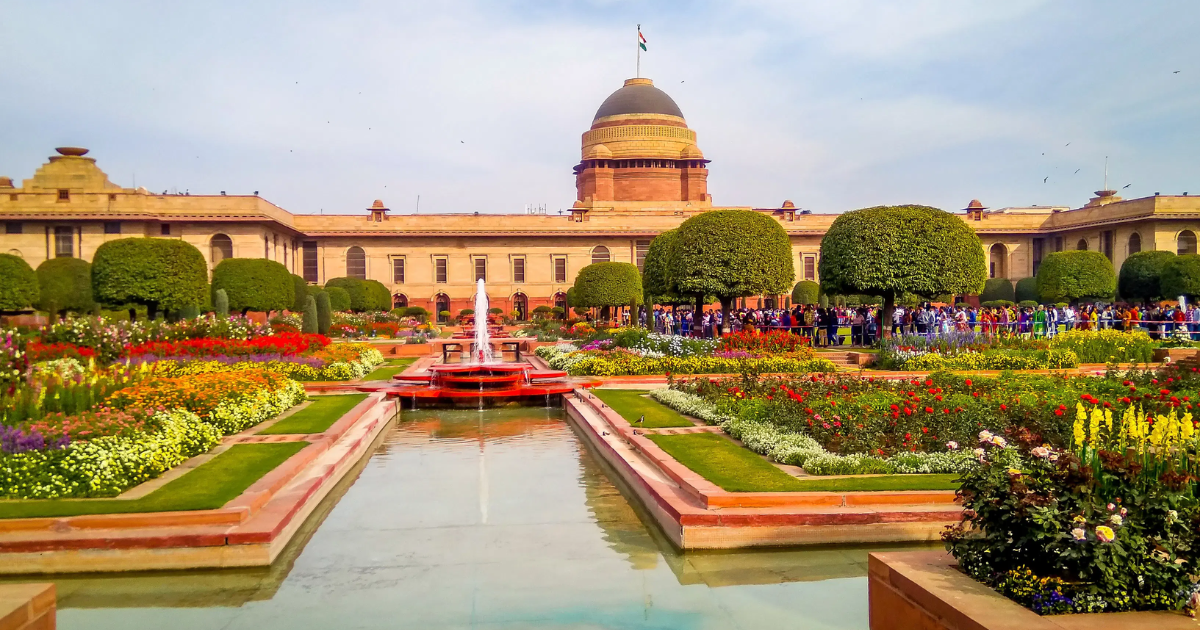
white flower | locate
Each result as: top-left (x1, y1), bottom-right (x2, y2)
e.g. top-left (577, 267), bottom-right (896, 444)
top-left (1110, 514), bottom-right (1123, 526)
top-left (979, 430), bottom-right (994, 443)
top-left (973, 448), bottom-right (986, 460)
top-left (1120, 507), bottom-right (1127, 517)
top-left (946, 441), bottom-right (959, 450)
top-left (1031, 446), bottom-right (1049, 458)
top-left (992, 436), bottom-right (1007, 448)
top-left (1071, 528), bottom-right (1087, 541)
top-left (1169, 509), bottom-right (1179, 522)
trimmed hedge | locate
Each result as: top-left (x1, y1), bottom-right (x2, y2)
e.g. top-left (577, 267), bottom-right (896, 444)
top-left (791, 280), bottom-right (820, 305)
top-left (92, 238), bottom-right (207, 315)
top-left (291, 274), bottom-right (308, 312)
top-left (325, 277), bottom-right (389, 311)
top-left (315, 290), bottom-right (332, 333)
top-left (980, 278), bottom-right (1015, 303)
top-left (1119, 250), bottom-right (1175, 302)
top-left (326, 286), bottom-right (351, 312)
top-left (674, 210), bottom-right (794, 306)
top-left (302, 295), bottom-right (318, 333)
top-left (0, 254), bottom-right (39, 311)
top-left (37, 257), bottom-right (93, 314)
top-left (573, 262), bottom-right (643, 307)
top-left (1014, 276), bottom-right (1038, 303)
top-left (1035, 251), bottom-right (1115, 303)
top-left (212, 258), bottom-right (295, 313)
top-left (642, 229), bottom-right (680, 305)
top-left (1160, 254), bottom-right (1200, 299)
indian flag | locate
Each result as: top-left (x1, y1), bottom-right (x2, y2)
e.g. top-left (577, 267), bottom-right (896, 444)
top-left (639, 29), bottom-right (647, 51)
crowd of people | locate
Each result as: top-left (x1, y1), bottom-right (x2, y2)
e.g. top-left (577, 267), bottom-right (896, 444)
top-left (640, 302), bottom-right (1200, 346)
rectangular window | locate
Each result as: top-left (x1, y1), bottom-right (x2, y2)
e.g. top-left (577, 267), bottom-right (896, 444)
top-left (435, 257), bottom-right (448, 283)
top-left (1032, 238), bottom-right (1044, 276)
top-left (302, 241), bottom-right (319, 282)
top-left (1054, 236), bottom-right (1063, 253)
top-left (57, 189), bottom-right (69, 201)
top-left (635, 240), bottom-right (651, 272)
top-left (804, 256), bottom-right (816, 281)
top-left (553, 257), bottom-right (567, 283)
top-left (392, 258), bottom-right (405, 283)
top-left (474, 257), bottom-right (487, 282)
top-left (54, 226), bottom-right (74, 258)
top-left (104, 221), bottom-right (120, 235)
top-left (1101, 230), bottom-right (1114, 261)
top-left (161, 223), bottom-right (171, 236)
top-left (512, 257), bottom-right (525, 283)
top-left (5, 222), bottom-right (21, 235)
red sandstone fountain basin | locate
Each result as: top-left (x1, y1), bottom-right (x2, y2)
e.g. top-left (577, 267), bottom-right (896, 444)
top-left (358, 362), bottom-right (582, 408)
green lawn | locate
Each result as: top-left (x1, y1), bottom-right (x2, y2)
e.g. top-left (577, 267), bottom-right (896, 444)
top-left (0, 442), bottom-right (308, 519)
top-left (259, 394), bottom-right (368, 435)
top-left (647, 432), bottom-right (959, 492)
top-left (592, 389), bottom-right (695, 428)
top-left (363, 358), bottom-right (415, 381)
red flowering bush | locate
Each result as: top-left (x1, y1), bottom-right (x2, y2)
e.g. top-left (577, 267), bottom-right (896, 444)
top-left (717, 329), bottom-right (812, 357)
top-left (26, 341), bottom-right (96, 363)
top-left (123, 333), bottom-right (330, 358)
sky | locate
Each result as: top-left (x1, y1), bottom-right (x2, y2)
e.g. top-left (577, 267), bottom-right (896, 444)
top-left (1, 0), bottom-right (1197, 215)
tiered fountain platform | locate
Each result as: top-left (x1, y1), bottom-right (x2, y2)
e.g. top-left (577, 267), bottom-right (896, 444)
top-left (358, 363), bottom-right (579, 408)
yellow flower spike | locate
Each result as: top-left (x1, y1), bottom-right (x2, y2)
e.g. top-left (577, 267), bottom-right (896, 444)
top-left (1104, 408), bottom-right (1113, 435)
top-left (1073, 409), bottom-right (1086, 449)
top-left (1183, 412), bottom-right (1195, 442)
top-left (1089, 407), bottom-right (1102, 446)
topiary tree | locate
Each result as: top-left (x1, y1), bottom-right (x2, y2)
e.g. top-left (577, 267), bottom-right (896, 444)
top-left (1119, 250), bottom-right (1176, 303)
top-left (791, 280), bottom-right (820, 305)
top-left (642, 229), bottom-right (683, 306)
top-left (532, 305), bottom-right (552, 319)
top-left (326, 286), bottom-right (352, 311)
top-left (980, 278), bottom-right (1015, 303)
top-left (315, 290), bottom-right (332, 333)
top-left (1014, 277), bottom-right (1039, 304)
top-left (291, 274), bottom-right (308, 312)
top-left (211, 258), bottom-right (295, 315)
top-left (1018, 300), bottom-right (1038, 308)
top-left (0, 254), bottom-right (39, 312)
top-left (1160, 254), bottom-right (1200, 300)
top-left (366, 279), bottom-right (391, 311)
top-left (459, 308), bottom-right (475, 321)
top-left (325, 277), bottom-right (390, 312)
top-left (488, 307), bottom-right (502, 316)
top-left (572, 263), bottom-right (643, 320)
top-left (1035, 251), bottom-right (1116, 304)
top-left (91, 238), bottom-right (207, 319)
top-left (404, 306), bottom-right (428, 322)
top-left (819, 205), bottom-right (986, 335)
top-left (214, 288), bottom-right (229, 317)
top-left (302, 295), bottom-right (319, 333)
top-left (674, 209), bottom-right (794, 333)
top-left (35, 257), bottom-right (92, 318)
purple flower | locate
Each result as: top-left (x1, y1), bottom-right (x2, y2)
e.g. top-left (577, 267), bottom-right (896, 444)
top-left (0, 425), bottom-right (70, 455)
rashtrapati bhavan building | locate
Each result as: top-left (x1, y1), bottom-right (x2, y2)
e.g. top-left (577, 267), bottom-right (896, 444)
top-left (2, 77), bottom-right (1200, 319)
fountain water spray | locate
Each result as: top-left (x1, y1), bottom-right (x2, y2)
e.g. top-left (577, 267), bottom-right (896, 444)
top-left (474, 278), bottom-right (495, 364)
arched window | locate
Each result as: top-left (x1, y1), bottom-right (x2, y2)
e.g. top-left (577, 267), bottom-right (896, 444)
top-left (1179, 231), bottom-right (1197, 255)
top-left (1077, 239), bottom-right (1088, 251)
top-left (210, 234), bottom-right (233, 264)
top-left (512, 293), bottom-right (528, 321)
top-left (591, 245), bottom-right (610, 264)
top-left (393, 294), bottom-right (408, 309)
top-left (1128, 232), bottom-right (1141, 255)
top-left (553, 292), bottom-right (567, 317)
top-left (435, 294), bottom-right (451, 323)
top-left (988, 243), bottom-right (1008, 279)
top-left (347, 246), bottom-right (366, 279)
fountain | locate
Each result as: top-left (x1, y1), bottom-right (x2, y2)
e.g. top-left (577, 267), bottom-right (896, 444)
top-left (359, 278), bottom-right (586, 408)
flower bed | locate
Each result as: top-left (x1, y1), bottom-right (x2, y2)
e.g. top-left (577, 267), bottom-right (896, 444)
top-left (150, 343), bottom-right (384, 381)
top-left (104, 369), bottom-right (306, 433)
top-left (537, 345), bottom-right (835, 376)
top-left (123, 332), bottom-right (330, 358)
top-left (878, 329), bottom-right (1155, 370)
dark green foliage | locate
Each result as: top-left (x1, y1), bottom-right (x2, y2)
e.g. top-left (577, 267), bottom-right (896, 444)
top-left (1018, 300), bottom-right (1038, 308)
top-left (488, 307), bottom-right (502, 315)
top-left (35, 257), bottom-right (92, 314)
top-left (214, 289), bottom-right (229, 317)
top-left (0, 254), bottom-right (39, 312)
top-left (459, 308), bottom-right (475, 319)
top-left (572, 262), bottom-right (643, 307)
top-left (1035, 251), bottom-right (1116, 303)
top-left (1160, 254), bottom-right (1200, 299)
top-left (566, 287), bottom-right (577, 308)
top-left (91, 238), bottom-right (207, 315)
top-left (642, 229), bottom-right (682, 305)
top-left (211, 258), bottom-right (295, 313)
top-left (819, 206), bottom-right (985, 333)
top-left (325, 277), bottom-right (390, 312)
top-left (791, 280), bottom-right (820, 305)
top-left (291, 274), bottom-right (308, 312)
top-left (326, 286), bottom-right (351, 312)
top-left (980, 278), bottom-right (1015, 303)
top-left (179, 304), bottom-right (201, 319)
top-left (366, 279), bottom-right (391, 311)
top-left (1119, 250), bottom-right (1175, 302)
top-left (981, 300), bottom-right (1014, 308)
top-left (315, 290), bottom-right (332, 334)
top-left (302, 295), bottom-right (318, 333)
top-left (1014, 277), bottom-right (1039, 303)
top-left (674, 210), bottom-right (794, 308)
top-left (403, 306), bottom-right (428, 322)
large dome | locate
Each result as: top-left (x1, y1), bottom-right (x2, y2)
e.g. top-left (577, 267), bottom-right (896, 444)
top-left (593, 78), bottom-right (684, 121)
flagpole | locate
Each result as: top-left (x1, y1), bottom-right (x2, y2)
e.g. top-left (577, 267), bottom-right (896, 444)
top-left (636, 24), bottom-right (641, 78)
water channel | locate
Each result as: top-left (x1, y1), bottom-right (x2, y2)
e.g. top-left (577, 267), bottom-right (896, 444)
top-left (22, 407), bottom-right (933, 629)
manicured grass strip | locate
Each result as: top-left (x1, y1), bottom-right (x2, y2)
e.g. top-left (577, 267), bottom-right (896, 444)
top-left (259, 394), bottom-right (368, 435)
top-left (647, 433), bottom-right (809, 492)
top-left (592, 389), bottom-right (695, 428)
top-left (364, 358), bottom-right (415, 381)
top-left (0, 442), bottom-right (309, 519)
top-left (783, 474), bottom-right (959, 492)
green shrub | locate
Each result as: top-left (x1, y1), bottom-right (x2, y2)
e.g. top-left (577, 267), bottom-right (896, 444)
top-left (404, 306), bottom-right (428, 322)
top-left (0, 254), bottom-right (39, 312)
top-left (315, 291), bottom-right (332, 334)
top-left (1160, 254), bottom-right (1200, 299)
top-left (366, 279), bottom-right (391, 311)
top-left (573, 262), bottom-right (643, 307)
top-left (211, 258), bottom-right (295, 314)
top-left (980, 300), bottom-right (1013, 308)
top-left (179, 304), bottom-right (201, 319)
top-left (1014, 277), bottom-right (1039, 303)
top-left (791, 280), bottom-right (820, 305)
top-left (325, 277), bottom-right (389, 311)
top-left (326, 286), bottom-right (351, 312)
top-left (36, 257), bottom-right (92, 315)
top-left (302, 295), bottom-right (318, 333)
top-left (92, 238), bottom-right (207, 318)
top-left (980, 278), bottom-right (1015, 303)
top-left (1017, 300), bottom-right (1038, 308)
top-left (214, 289), bottom-right (229, 317)
top-left (459, 308), bottom-right (475, 319)
top-left (291, 274), bottom-right (308, 312)
top-left (489, 307), bottom-right (502, 315)
top-left (1118, 250), bottom-right (1174, 302)
top-left (1035, 251), bottom-right (1116, 303)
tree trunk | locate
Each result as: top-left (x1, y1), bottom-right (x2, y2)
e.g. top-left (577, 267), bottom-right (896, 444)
top-left (720, 297), bottom-right (733, 335)
top-left (147, 303), bottom-right (158, 321)
top-left (881, 291), bottom-right (896, 339)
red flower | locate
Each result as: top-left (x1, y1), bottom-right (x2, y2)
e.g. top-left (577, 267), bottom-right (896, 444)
top-left (924, 406), bottom-right (934, 413)
top-left (964, 379), bottom-right (972, 387)
top-left (1000, 404), bottom-right (1008, 411)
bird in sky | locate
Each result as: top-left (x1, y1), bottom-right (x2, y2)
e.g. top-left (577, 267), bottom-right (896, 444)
top-left (1123, 184), bottom-right (1132, 189)
top-left (1074, 168), bottom-right (1081, 174)
top-left (1044, 177), bottom-right (1049, 183)
top-left (460, 140), bottom-right (465, 144)
top-left (1175, 70), bottom-right (1181, 74)
top-left (1065, 142), bottom-right (1071, 147)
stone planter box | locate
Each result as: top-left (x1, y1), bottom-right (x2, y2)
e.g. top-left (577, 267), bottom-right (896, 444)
top-left (868, 550), bottom-right (1196, 630)
top-left (0, 584), bottom-right (55, 630)
top-left (1154, 347), bottom-right (1200, 363)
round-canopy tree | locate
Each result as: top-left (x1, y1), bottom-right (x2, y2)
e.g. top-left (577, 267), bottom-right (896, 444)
top-left (211, 258), bottom-right (295, 314)
top-left (819, 205), bottom-right (986, 335)
top-left (1160, 254), bottom-right (1200, 300)
top-left (1014, 277), bottom-right (1039, 304)
top-left (642, 229), bottom-right (682, 306)
top-left (92, 238), bottom-right (207, 319)
top-left (980, 278), bottom-right (1015, 303)
top-left (572, 262), bottom-right (643, 321)
top-left (1119, 250), bottom-right (1175, 303)
top-left (0, 254), bottom-right (39, 312)
top-left (36, 257), bottom-right (93, 316)
top-left (674, 209), bottom-right (794, 333)
top-left (1035, 251), bottom-right (1116, 304)
top-left (791, 281), bottom-right (820, 305)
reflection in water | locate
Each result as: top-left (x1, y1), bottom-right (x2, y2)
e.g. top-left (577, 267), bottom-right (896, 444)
top-left (10, 407), bottom-right (932, 629)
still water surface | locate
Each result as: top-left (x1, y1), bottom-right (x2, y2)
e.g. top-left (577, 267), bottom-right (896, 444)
top-left (39, 408), bottom-right (930, 629)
